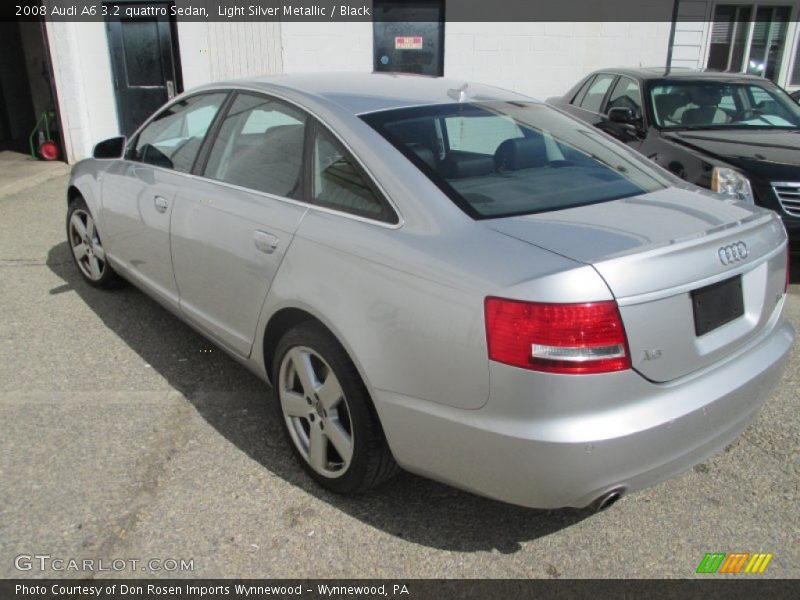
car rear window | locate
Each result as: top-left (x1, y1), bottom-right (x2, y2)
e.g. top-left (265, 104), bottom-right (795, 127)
top-left (361, 102), bottom-right (670, 219)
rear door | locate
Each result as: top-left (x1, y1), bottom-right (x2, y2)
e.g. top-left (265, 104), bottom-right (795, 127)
top-left (170, 92), bottom-right (309, 357)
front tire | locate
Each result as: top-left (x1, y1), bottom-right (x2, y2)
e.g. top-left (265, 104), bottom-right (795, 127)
top-left (272, 321), bottom-right (398, 494)
top-left (67, 196), bottom-right (120, 288)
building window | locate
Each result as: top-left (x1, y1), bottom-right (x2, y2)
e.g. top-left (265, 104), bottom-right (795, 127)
top-left (707, 5), bottom-right (753, 72)
top-left (791, 36), bottom-right (800, 86)
top-left (707, 4), bottom-right (791, 83)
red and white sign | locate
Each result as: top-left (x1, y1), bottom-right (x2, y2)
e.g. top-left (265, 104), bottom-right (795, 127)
top-left (395, 36), bottom-right (423, 50)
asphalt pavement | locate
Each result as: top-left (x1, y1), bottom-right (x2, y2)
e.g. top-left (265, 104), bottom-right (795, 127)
top-left (0, 160), bottom-right (798, 579)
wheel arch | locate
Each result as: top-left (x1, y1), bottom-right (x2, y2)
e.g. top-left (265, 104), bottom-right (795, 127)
top-left (260, 305), bottom-right (379, 409)
top-left (66, 182), bottom-right (101, 229)
top-left (67, 162), bottom-right (105, 220)
top-left (263, 307), bottom-right (318, 383)
top-left (67, 185), bottom-right (82, 205)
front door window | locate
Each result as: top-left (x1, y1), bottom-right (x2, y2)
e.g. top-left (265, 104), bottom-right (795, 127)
top-left (130, 93), bottom-right (226, 172)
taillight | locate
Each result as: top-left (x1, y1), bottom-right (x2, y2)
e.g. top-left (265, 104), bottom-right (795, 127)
top-left (484, 298), bottom-right (631, 375)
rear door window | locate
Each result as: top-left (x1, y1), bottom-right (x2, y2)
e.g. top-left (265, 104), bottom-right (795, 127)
top-left (571, 76), bottom-right (594, 105)
top-left (203, 93), bottom-right (306, 197)
top-left (577, 74), bottom-right (616, 113)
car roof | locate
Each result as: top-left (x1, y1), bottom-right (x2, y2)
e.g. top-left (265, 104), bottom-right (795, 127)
top-left (592, 67), bottom-right (770, 82)
top-left (203, 72), bottom-right (536, 116)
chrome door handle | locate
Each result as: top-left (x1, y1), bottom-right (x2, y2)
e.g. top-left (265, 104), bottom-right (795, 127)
top-left (254, 230), bottom-right (279, 254)
top-left (154, 196), bottom-right (169, 213)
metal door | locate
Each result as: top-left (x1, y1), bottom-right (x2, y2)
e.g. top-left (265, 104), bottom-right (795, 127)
top-left (106, 4), bottom-right (180, 136)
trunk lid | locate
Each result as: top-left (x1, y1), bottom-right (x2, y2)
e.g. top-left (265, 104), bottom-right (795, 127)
top-left (487, 188), bottom-right (787, 382)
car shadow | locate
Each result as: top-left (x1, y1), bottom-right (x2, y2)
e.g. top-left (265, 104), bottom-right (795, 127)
top-left (47, 241), bottom-right (591, 554)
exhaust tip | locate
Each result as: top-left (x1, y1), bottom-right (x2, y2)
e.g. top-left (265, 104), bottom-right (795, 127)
top-left (591, 488), bottom-right (624, 512)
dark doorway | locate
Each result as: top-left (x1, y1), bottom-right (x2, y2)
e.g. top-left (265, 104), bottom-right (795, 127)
top-left (0, 23), bottom-right (36, 151)
top-left (106, 3), bottom-right (182, 137)
top-left (373, 1), bottom-right (445, 76)
top-left (0, 20), bottom-right (62, 158)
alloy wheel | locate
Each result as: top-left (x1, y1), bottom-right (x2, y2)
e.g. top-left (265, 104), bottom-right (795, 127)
top-left (68, 209), bottom-right (107, 282)
top-left (278, 346), bottom-right (354, 478)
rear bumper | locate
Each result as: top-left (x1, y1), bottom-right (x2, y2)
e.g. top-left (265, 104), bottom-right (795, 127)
top-left (375, 317), bottom-right (794, 509)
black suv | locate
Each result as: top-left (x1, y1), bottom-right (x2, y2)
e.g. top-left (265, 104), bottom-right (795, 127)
top-left (548, 68), bottom-right (800, 239)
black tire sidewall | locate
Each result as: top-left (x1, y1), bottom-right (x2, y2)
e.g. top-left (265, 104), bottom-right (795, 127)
top-left (272, 322), bottom-right (379, 495)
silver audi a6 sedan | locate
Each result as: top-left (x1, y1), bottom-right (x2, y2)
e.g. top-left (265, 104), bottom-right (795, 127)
top-left (67, 73), bottom-right (794, 510)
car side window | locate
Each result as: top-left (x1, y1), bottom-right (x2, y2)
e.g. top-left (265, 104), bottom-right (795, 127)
top-left (312, 126), bottom-right (397, 223)
top-left (131, 93), bottom-right (226, 172)
top-left (203, 93), bottom-right (307, 197)
top-left (578, 74), bottom-right (615, 113)
top-left (571, 76), bottom-right (594, 106)
top-left (606, 77), bottom-right (643, 119)
top-left (718, 93), bottom-right (737, 112)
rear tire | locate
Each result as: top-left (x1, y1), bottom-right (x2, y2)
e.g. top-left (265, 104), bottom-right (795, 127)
top-left (272, 321), bottom-right (399, 494)
top-left (66, 196), bottom-right (121, 289)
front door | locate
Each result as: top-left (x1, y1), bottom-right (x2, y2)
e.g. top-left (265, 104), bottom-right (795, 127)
top-left (373, 1), bottom-right (444, 76)
top-left (106, 4), bottom-right (181, 136)
top-left (101, 92), bottom-right (227, 311)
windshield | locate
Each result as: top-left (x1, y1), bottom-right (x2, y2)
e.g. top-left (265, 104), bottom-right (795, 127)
top-left (650, 80), bottom-right (800, 129)
top-left (362, 102), bottom-right (671, 219)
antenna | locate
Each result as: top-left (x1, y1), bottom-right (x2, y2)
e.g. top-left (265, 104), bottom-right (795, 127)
top-left (447, 83), bottom-right (469, 103)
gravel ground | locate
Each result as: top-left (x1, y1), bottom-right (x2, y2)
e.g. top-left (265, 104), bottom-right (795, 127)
top-left (0, 167), bottom-right (797, 579)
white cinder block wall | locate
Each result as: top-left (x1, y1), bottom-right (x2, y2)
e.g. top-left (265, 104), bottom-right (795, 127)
top-left (178, 21), bottom-right (284, 88)
top-left (445, 22), bottom-right (673, 100)
top-left (279, 21), bottom-right (674, 100)
top-left (280, 22), bottom-right (373, 72)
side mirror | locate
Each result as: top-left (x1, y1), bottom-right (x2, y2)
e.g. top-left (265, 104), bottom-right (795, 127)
top-left (607, 107), bottom-right (636, 124)
top-left (93, 136), bottom-right (126, 160)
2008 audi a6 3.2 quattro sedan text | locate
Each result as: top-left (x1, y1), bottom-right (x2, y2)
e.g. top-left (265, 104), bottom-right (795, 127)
top-left (66, 73), bottom-right (794, 510)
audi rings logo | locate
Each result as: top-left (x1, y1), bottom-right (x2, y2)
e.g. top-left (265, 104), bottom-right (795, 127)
top-left (718, 241), bottom-right (749, 265)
